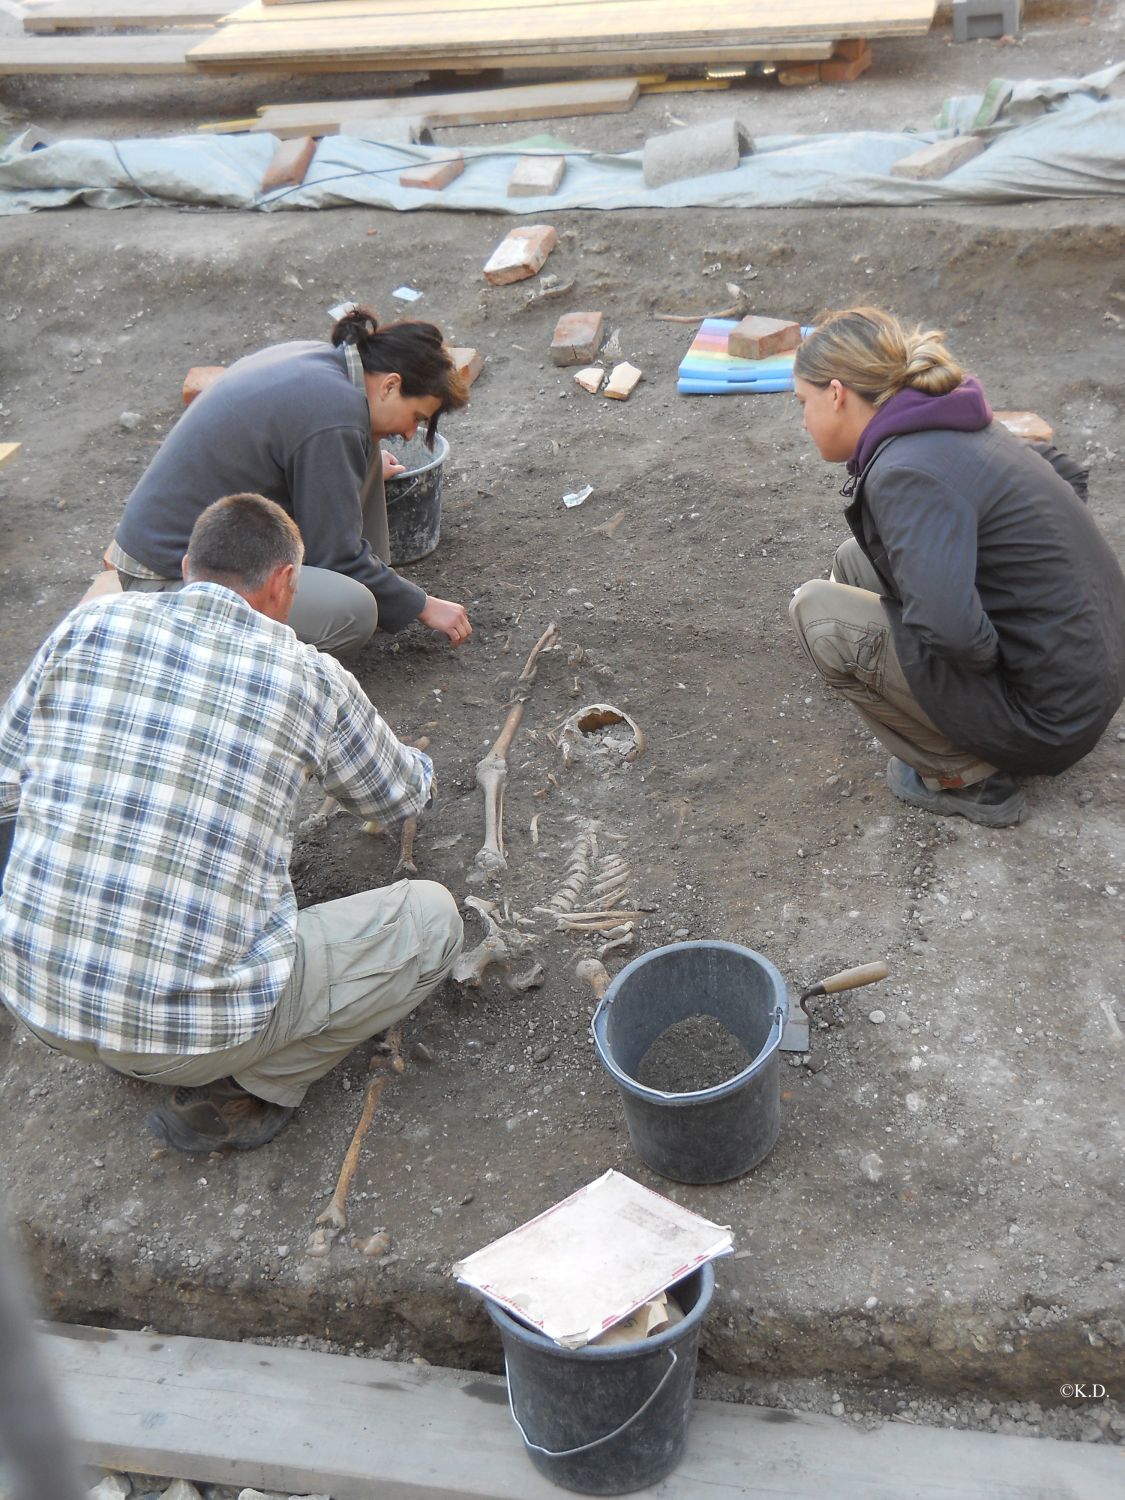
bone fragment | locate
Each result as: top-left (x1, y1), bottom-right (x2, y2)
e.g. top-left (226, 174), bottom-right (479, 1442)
top-left (453, 897), bottom-right (511, 986)
top-left (315, 1072), bottom-right (389, 1233)
top-left (509, 961), bottom-right (547, 992)
top-left (654, 291), bottom-right (748, 324)
top-left (306, 1225), bottom-right (336, 1257)
top-left (530, 814), bottom-right (541, 846)
top-left (575, 957), bottom-right (610, 1000)
top-left (358, 1229), bottom-right (392, 1258)
top-left (591, 509), bottom-right (626, 538)
top-left (298, 793), bottom-right (341, 837)
top-left (474, 622), bottom-right (560, 875)
top-left (394, 815), bottom-right (418, 878)
top-left (524, 277), bottom-right (575, 307)
top-left (598, 931), bottom-right (635, 959)
top-left (558, 704), bottom-right (645, 768)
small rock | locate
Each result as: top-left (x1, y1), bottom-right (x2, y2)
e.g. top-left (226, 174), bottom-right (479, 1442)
top-left (864, 1296), bottom-right (878, 1309)
top-left (160, 1483), bottom-right (203, 1500)
top-left (118, 411), bottom-right (143, 431)
top-left (532, 1044), bottom-right (553, 1063)
top-left (276, 1244), bottom-right (290, 1259)
top-left (1077, 790), bottom-right (1094, 805)
top-left (89, 1477), bottom-right (132, 1500)
top-left (905, 1092), bottom-right (923, 1113)
top-left (868, 1009), bottom-right (886, 1025)
top-left (859, 1151), bottom-right (884, 1183)
top-left (411, 1041), bottom-right (434, 1064)
top-left (237, 1489), bottom-right (289, 1500)
top-left (959, 909), bottom-right (975, 923)
top-left (831, 1400), bottom-right (845, 1417)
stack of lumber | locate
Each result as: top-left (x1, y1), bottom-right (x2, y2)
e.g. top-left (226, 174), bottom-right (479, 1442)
top-left (3, 0), bottom-right (937, 78)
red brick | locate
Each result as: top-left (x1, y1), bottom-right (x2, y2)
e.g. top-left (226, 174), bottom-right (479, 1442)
top-left (482, 225), bottom-right (558, 286)
top-left (994, 410), bottom-right (1054, 443)
top-left (777, 63), bottom-right (821, 88)
top-left (820, 43), bottom-right (872, 82)
top-left (832, 38), bottom-right (871, 61)
top-left (182, 366), bottom-right (226, 406)
top-left (507, 154), bottom-right (566, 198)
top-left (728, 316), bottom-right (802, 361)
top-left (890, 135), bottom-right (986, 181)
top-left (448, 346), bottom-right (484, 386)
top-left (604, 362), bottom-right (642, 400)
top-left (260, 136), bottom-right (316, 193)
top-left (550, 310), bottom-right (604, 367)
top-left (398, 152), bottom-right (465, 191)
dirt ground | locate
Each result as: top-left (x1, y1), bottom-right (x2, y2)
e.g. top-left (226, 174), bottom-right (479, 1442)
top-left (1, 0), bottom-right (1123, 1452)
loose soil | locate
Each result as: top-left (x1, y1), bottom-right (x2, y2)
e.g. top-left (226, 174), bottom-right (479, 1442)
top-left (634, 1015), bottom-right (756, 1093)
top-left (0, 0), bottom-right (1123, 1447)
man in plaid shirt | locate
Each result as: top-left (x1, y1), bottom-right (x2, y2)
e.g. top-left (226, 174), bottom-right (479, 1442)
top-left (0, 493), bottom-right (462, 1153)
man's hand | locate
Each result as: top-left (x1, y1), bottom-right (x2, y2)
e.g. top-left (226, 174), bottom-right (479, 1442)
top-left (382, 450), bottom-right (406, 480)
top-left (418, 596), bottom-right (472, 648)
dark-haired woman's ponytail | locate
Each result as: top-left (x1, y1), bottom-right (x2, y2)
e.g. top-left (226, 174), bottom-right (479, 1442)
top-left (330, 304), bottom-right (379, 348)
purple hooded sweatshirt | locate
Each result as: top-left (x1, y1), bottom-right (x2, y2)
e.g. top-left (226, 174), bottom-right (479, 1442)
top-left (847, 375), bottom-right (992, 477)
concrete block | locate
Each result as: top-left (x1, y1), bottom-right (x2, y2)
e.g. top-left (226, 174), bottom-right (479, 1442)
top-left (507, 154), bottom-right (566, 198)
top-left (890, 135), bottom-right (987, 180)
top-left (728, 316), bottom-right (801, 361)
top-left (482, 225), bottom-right (557, 285)
top-left (994, 410), bottom-right (1054, 443)
top-left (260, 135), bottom-right (316, 193)
top-left (574, 366), bottom-right (605, 393)
top-left (398, 151), bottom-right (465, 190)
top-left (820, 43), bottom-right (872, 83)
top-left (953, 0), bottom-right (1022, 42)
top-left (605, 362), bottom-right (642, 400)
top-left (642, 117), bottom-right (753, 189)
top-left (448, 346), bottom-right (483, 386)
top-left (550, 310), bottom-right (604, 366)
top-left (182, 366), bottom-right (226, 406)
top-left (777, 63), bottom-right (821, 88)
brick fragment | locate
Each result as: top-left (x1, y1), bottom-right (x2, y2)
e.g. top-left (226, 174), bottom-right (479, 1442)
top-left (260, 135), bottom-right (316, 193)
top-left (820, 43), bottom-right (872, 82)
top-left (550, 310), bottom-right (604, 367)
top-left (507, 154), bottom-right (566, 199)
top-left (182, 366), bottom-right (226, 406)
top-left (399, 152), bottom-right (465, 190)
top-left (777, 63), bottom-right (821, 88)
top-left (604, 362), bottom-right (642, 401)
top-left (448, 346), bottom-right (483, 386)
top-left (728, 316), bottom-right (801, 361)
top-left (890, 135), bottom-right (986, 181)
top-left (574, 366), bottom-right (605, 394)
top-left (994, 410), bottom-right (1054, 444)
top-left (483, 225), bottom-right (558, 286)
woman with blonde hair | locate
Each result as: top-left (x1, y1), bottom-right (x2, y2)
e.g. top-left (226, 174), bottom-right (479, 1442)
top-left (789, 306), bottom-right (1125, 827)
top-left (109, 306), bottom-right (472, 657)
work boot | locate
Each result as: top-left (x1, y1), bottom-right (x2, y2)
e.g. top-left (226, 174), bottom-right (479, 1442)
top-left (886, 758), bottom-right (1027, 828)
top-left (146, 1077), bottom-right (294, 1154)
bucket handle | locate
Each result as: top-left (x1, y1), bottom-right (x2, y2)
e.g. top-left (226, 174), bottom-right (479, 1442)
top-left (385, 471), bottom-right (427, 507)
top-left (504, 1347), bottom-right (678, 1459)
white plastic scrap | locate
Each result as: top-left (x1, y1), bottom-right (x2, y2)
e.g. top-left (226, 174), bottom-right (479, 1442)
top-left (562, 484), bottom-right (594, 509)
top-left (392, 285), bottom-right (424, 302)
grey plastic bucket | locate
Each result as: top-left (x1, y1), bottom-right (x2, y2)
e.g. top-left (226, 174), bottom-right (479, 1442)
top-left (591, 941), bottom-right (786, 1184)
top-left (485, 1261), bottom-right (713, 1495)
top-left (382, 431), bottom-right (449, 565)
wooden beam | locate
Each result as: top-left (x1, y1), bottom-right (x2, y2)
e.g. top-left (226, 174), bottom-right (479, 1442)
top-left (0, 443), bottom-right (21, 471)
top-left (0, 32), bottom-right (213, 70)
top-left (24, 0), bottom-right (226, 31)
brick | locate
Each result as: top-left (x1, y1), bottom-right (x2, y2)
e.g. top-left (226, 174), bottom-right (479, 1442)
top-left (574, 366), bottom-right (605, 394)
top-left (890, 135), bottom-right (987, 181)
top-left (728, 316), bottom-right (802, 361)
top-left (604, 362), bottom-right (642, 400)
top-left (777, 63), bottom-right (821, 88)
top-left (182, 366), bottom-right (226, 406)
top-left (507, 154), bottom-right (566, 199)
top-left (260, 135), bottom-right (316, 193)
top-left (994, 410), bottom-right (1054, 444)
top-left (550, 310), bottom-right (604, 367)
top-left (398, 152), bottom-right (465, 190)
top-left (448, 346), bottom-right (483, 386)
top-left (820, 44), bottom-right (872, 83)
top-left (482, 225), bottom-right (558, 286)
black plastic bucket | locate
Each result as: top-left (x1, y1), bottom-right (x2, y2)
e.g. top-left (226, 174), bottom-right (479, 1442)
top-left (591, 941), bottom-right (786, 1184)
top-left (0, 813), bottom-right (14, 895)
top-left (486, 1261), bottom-right (713, 1495)
top-left (383, 432), bottom-right (449, 565)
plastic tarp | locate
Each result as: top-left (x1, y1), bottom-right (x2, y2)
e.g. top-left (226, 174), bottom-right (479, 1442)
top-left (1, 65), bottom-right (1123, 217)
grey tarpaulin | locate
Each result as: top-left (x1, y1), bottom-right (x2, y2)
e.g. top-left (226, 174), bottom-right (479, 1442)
top-left (1, 67), bottom-right (1122, 217)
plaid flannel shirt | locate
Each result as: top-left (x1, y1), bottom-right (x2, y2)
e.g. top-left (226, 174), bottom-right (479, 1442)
top-left (0, 584), bottom-right (432, 1054)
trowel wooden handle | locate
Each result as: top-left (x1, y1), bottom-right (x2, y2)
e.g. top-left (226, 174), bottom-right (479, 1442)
top-left (819, 962), bottom-right (889, 995)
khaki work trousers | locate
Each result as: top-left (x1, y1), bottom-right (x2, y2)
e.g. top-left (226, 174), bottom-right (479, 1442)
top-left (27, 880), bottom-right (463, 1108)
top-left (789, 537), bottom-right (997, 790)
top-left (119, 449), bottom-right (391, 659)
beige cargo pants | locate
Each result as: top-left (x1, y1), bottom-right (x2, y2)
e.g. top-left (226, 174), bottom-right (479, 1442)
top-left (789, 537), bottom-right (997, 790)
top-left (29, 879), bottom-right (463, 1108)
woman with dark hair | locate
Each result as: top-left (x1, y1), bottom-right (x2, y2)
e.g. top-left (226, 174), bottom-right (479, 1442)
top-left (108, 306), bottom-right (473, 656)
top-left (789, 306), bottom-right (1125, 828)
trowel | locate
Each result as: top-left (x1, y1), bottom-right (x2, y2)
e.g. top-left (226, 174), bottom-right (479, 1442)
top-left (779, 961), bottom-right (890, 1053)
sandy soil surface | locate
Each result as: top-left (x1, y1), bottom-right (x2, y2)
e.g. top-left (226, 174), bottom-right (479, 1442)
top-left (1, 0), bottom-right (1123, 1451)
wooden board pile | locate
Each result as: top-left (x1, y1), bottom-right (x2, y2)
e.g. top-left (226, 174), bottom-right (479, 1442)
top-left (5, 0), bottom-right (937, 79)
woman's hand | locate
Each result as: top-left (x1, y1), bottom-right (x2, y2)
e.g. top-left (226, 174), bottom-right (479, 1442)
top-left (382, 450), bottom-right (406, 480)
top-left (418, 595), bottom-right (472, 647)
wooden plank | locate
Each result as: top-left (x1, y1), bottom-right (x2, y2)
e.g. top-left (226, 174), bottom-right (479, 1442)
top-left (187, 2), bottom-right (936, 69)
top-left (0, 31), bottom-right (208, 71)
top-left (230, 0), bottom-right (681, 19)
top-left (252, 77), bottom-right (640, 135)
top-left (41, 1324), bottom-right (1125, 1500)
top-left (24, 0), bottom-right (226, 30)
top-left (0, 443), bottom-right (21, 471)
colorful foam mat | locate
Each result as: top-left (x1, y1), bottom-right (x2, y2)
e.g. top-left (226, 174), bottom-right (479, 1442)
top-left (677, 318), bottom-right (810, 396)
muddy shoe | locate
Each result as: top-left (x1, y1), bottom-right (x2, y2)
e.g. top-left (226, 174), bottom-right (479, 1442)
top-left (886, 758), bottom-right (1027, 828)
top-left (146, 1077), bottom-right (294, 1153)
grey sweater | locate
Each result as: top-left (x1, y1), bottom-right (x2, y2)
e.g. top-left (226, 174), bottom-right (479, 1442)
top-left (114, 341), bottom-right (425, 633)
top-left (846, 424), bottom-right (1125, 775)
